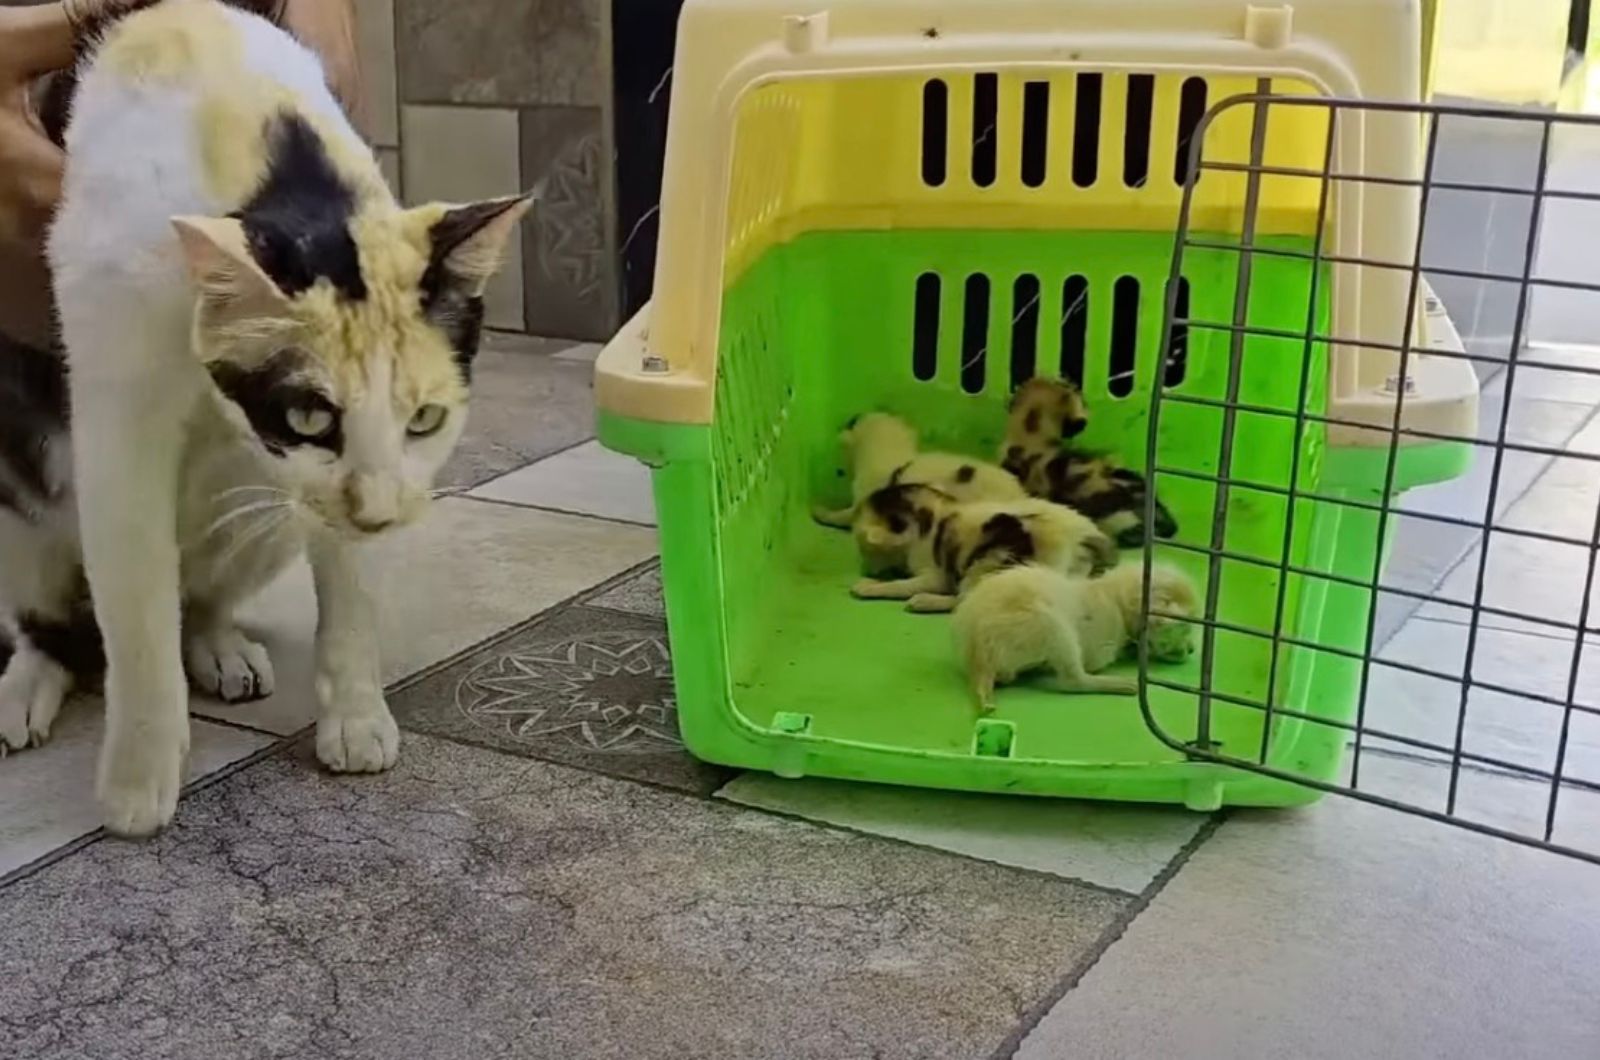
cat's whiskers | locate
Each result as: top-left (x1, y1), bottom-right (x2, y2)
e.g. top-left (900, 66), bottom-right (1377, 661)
top-left (213, 484), bottom-right (288, 503)
top-left (203, 498), bottom-right (291, 542)
top-left (213, 507), bottom-right (292, 571)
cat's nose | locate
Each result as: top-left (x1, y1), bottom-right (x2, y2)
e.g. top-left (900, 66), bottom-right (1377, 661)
top-left (343, 472), bottom-right (400, 533)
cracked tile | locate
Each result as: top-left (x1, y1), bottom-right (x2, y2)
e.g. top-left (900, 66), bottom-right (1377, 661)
top-left (0, 734), bottom-right (1129, 1060)
top-left (0, 707), bottom-right (271, 879)
top-left (388, 605), bottom-right (724, 794)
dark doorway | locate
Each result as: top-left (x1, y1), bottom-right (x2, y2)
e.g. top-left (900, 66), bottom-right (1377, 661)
top-left (612, 1), bottom-right (687, 320)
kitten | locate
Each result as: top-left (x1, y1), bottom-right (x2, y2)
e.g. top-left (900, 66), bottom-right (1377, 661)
top-left (24, 0), bottom-right (530, 835)
top-left (813, 412), bottom-right (1024, 530)
top-left (952, 562), bottom-right (1198, 713)
top-left (850, 484), bottom-right (1116, 613)
top-left (1001, 376), bottom-right (1178, 547)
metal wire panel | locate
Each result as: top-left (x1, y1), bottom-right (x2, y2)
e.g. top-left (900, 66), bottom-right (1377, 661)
top-left (1141, 93), bottom-right (1600, 866)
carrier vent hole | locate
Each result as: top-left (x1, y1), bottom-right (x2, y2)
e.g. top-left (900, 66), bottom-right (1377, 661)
top-left (1166, 277), bottom-right (1191, 387)
top-left (972, 73), bottom-right (999, 187)
top-left (913, 272), bottom-right (941, 381)
top-left (1110, 275), bottom-right (1140, 398)
top-left (1175, 77), bottom-right (1208, 185)
top-left (961, 273), bottom-right (990, 394)
top-left (1123, 74), bottom-right (1155, 188)
top-left (922, 79), bottom-right (949, 186)
top-left (1072, 73), bottom-right (1102, 187)
top-left (1060, 275), bottom-right (1089, 385)
top-left (1021, 81), bottom-right (1050, 188)
top-left (1010, 274), bottom-right (1041, 389)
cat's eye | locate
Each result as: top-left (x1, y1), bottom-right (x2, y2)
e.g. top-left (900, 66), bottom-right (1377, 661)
top-left (285, 406), bottom-right (336, 441)
top-left (408, 404), bottom-right (448, 438)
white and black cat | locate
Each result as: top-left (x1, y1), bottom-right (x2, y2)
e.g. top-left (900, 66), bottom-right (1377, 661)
top-left (0, 0), bottom-right (531, 836)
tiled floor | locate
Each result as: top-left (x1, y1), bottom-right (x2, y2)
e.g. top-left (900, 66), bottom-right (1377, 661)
top-left (4, 333), bottom-right (1600, 1059)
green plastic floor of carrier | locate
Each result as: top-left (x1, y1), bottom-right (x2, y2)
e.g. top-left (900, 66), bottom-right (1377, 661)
top-left (602, 228), bottom-right (1469, 809)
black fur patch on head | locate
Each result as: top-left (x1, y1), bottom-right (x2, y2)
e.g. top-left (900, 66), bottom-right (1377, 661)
top-left (1023, 409), bottom-right (1041, 434)
top-left (1108, 466), bottom-right (1145, 484)
top-left (209, 350), bottom-right (342, 456)
top-left (964, 513), bottom-right (1036, 573)
top-left (1061, 416), bottom-right (1088, 438)
top-left (421, 198), bottom-right (526, 379)
top-left (235, 112), bottom-right (367, 302)
top-left (0, 334), bottom-right (68, 518)
top-left (955, 464), bottom-right (976, 484)
top-left (20, 604), bottom-right (104, 681)
top-left (914, 505), bottom-right (935, 535)
top-left (888, 461), bottom-right (912, 486)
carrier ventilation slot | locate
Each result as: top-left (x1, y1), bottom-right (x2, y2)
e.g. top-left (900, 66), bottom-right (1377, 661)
top-left (961, 274), bottom-right (990, 394)
top-left (1166, 277), bottom-right (1191, 387)
top-left (1010, 275), bottom-right (1041, 388)
top-left (1060, 275), bottom-right (1089, 385)
top-left (1020, 81), bottom-right (1050, 188)
top-left (912, 272), bottom-right (941, 380)
top-left (1174, 77), bottom-right (1208, 185)
top-left (1123, 74), bottom-right (1155, 188)
top-left (1109, 276), bottom-right (1140, 398)
top-left (921, 79), bottom-right (949, 186)
top-left (971, 73), bottom-right (999, 187)
top-left (1072, 73), bottom-right (1102, 187)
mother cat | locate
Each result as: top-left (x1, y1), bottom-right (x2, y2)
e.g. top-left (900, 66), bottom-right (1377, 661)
top-left (7, 0), bottom-right (530, 835)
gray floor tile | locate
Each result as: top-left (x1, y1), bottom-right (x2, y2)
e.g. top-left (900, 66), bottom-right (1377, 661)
top-left (0, 708), bottom-right (270, 879)
top-left (0, 735), bottom-right (1129, 1060)
top-left (1015, 792), bottom-right (1600, 1060)
top-left (469, 440), bottom-right (656, 525)
top-left (204, 500), bottom-right (657, 735)
top-left (717, 774), bottom-right (1209, 894)
top-left (389, 605), bottom-right (725, 794)
top-left (586, 561), bottom-right (664, 618)
top-left (440, 336), bottom-right (598, 490)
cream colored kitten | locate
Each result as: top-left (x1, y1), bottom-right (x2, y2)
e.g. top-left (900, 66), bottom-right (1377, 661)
top-left (813, 412), bottom-right (1024, 530)
top-left (952, 562), bottom-right (1198, 713)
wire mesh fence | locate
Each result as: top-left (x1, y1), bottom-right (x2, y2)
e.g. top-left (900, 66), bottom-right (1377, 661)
top-left (1139, 91), bottom-right (1600, 865)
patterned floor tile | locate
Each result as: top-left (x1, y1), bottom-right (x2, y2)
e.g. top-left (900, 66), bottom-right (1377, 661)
top-left (0, 735), bottom-right (1130, 1060)
top-left (388, 605), bottom-right (726, 794)
top-left (585, 561), bottom-right (664, 618)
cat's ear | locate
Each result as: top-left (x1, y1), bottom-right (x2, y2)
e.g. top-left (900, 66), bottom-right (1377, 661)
top-left (170, 216), bottom-right (290, 315)
top-left (413, 193), bottom-right (536, 298)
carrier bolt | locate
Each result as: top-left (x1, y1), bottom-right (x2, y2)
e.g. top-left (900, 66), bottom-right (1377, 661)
top-left (783, 12), bottom-right (830, 53)
top-left (1243, 4), bottom-right (1293, 48)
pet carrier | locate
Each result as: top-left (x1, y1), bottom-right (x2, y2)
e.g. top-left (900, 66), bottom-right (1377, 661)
top-left (597, 0), bottom-right (1478, 809)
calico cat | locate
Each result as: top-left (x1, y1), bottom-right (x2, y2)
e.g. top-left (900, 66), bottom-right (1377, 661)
top-left (952, 561), bottom-right (1198, 713)
top-left (1001, 376), bottom-right (1179, 547)
top-left (14, 0), bottom-right (530, 835)
top-left (850, 484), bottom-right (1116, 613)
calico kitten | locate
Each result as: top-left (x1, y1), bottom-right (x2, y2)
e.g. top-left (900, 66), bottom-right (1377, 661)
top-left (1001, 376), bottom-right (1179, 547)
top-left (813, 411), bottom-right (1024, 530)
top-left (952, 562), bottom-right (1198, 713)
top-left (26, 0), bottom-right (530, 835)
top-left (850, 484), bottom-right (1116, 613)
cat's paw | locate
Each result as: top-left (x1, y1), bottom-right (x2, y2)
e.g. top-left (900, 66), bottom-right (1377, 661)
top-left (316, 700), bottom-right (400, 774)
top-left (851, 578), bottom-right (884, 598)
top-left (97, 717), bottom-right (190, 837)
top-left (0, 647), bottom-right (71, 753)
top-left (906, 592), bottom-right (956, 613)
top-left (185, 627), bottom-right (274, 704)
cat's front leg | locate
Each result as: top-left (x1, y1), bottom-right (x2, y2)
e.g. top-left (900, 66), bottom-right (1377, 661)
top-left (74, 385), bottom-right (195, 837)
top-left (308, 533), bottom-right (399, 773)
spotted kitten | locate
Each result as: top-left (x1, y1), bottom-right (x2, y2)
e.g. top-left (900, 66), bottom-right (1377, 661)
top-left (8, 0), bottom-right (531, 835)
top-left (1001, 377), bottom-right (1178, 547)
top-left (850, 484), bottom-right (1116, 613)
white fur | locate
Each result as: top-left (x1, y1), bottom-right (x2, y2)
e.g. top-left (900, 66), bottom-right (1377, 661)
top-left (814, 412), bottom-right (1025, 529)
top-left (41, 6), bottom-right (415, 834)
top-left (951, 563), bottom-right (1198, 713)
